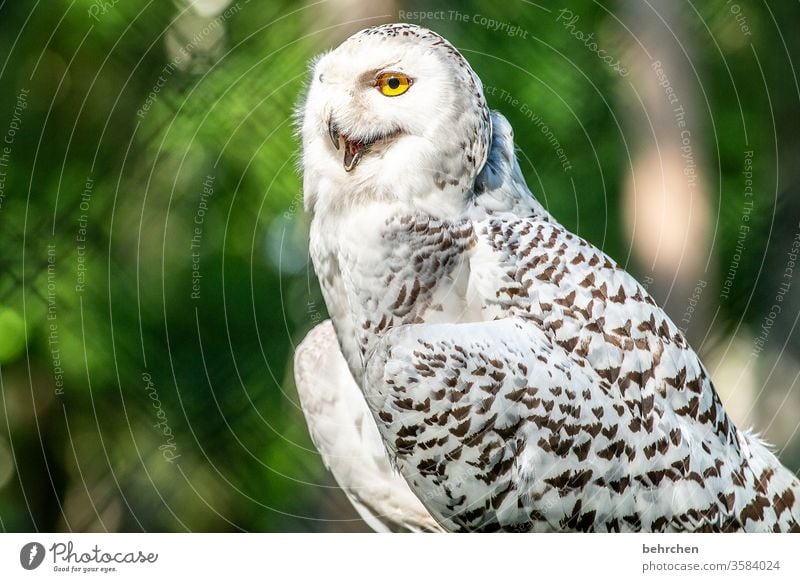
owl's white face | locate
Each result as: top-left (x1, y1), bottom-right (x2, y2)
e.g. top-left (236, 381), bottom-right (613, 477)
top-left (300, 24), bottom-right (491, 216)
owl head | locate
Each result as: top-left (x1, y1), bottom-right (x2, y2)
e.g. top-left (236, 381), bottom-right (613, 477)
top-left (300, 23), bottom-right (492, 216)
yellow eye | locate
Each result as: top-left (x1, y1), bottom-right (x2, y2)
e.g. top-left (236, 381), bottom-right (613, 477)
top-left (376, 72), bottom-right (412, 97)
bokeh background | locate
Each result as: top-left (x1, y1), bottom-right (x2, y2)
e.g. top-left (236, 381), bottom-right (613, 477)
top-left (0, 0), bottom-right (798, 532)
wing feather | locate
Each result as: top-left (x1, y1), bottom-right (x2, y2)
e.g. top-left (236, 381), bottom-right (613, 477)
top-left (365, 314), bottom-right (800, 531)
top-left (294, 320), bottom-right (442, 532)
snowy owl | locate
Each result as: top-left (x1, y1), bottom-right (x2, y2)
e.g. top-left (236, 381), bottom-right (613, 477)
top-left (296, 23), bottom-right (800, 532)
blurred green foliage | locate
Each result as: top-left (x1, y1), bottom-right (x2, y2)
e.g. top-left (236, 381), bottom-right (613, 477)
top-left (0, 0), bottom-right (798, 531)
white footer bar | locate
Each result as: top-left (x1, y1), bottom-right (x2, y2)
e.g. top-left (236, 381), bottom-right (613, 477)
top-left (1, 533), bottom-right (798, 581)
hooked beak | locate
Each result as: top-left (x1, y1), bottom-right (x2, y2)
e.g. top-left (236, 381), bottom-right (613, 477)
top-left (328, 121), bottom-right (340, 151)
top-left (327, 118), bottom-right (364, 173)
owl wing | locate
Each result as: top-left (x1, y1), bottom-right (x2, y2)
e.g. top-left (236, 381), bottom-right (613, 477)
top-left (365, 316), bottom-right (739, 532)
top-left (364, 317), bottom-right (622, 531)
top-left (362, 209), bottom-right (800, 531)
top-left (294, 320), bottom-right (442, 532)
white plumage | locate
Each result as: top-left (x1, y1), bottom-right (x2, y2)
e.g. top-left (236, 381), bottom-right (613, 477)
top-left (295, 23), bottom-right (800, 532)
top-left (294, 320), bottom-right (441, 532)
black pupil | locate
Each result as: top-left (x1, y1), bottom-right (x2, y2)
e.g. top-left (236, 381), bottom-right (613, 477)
top-left (387, 77), bottom-right (401, 90)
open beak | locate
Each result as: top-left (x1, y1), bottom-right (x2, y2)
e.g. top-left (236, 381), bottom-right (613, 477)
top-left (328, 119), bottom-right (365, 173)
